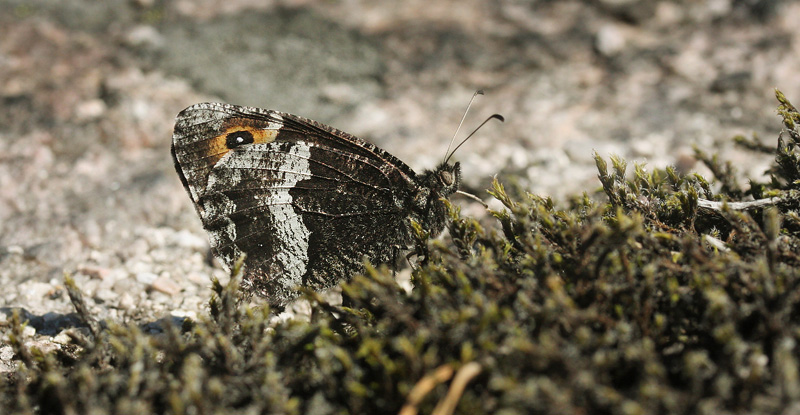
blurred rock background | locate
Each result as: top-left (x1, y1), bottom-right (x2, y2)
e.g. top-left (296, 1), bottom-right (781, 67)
top-left (0, 0), bottom-right (794, 325)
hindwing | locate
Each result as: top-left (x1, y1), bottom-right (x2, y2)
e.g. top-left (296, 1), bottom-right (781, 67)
top-left (172, 103), bottom-right (423, 305)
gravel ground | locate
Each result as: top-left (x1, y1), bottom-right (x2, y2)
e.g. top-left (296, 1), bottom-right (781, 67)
top-left (0, 0), bottom-right (796, 362)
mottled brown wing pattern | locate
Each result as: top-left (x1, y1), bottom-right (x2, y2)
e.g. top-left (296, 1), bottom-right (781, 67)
top-left (172, 102), bottom-right (436, 306)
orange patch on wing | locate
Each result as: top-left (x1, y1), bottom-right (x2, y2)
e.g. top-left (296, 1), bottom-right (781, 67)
top-left (201, 125), bottom-right (280, 167)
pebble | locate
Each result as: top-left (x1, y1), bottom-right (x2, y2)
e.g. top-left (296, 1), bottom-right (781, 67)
top-left (6, 245), bottom-right (24, 255)
top-left (0, 346), bottom-right (14, 374)
top-left (22, 326), bottom-right (36, 338)
top-left (117, 292), bottom-right (136, 310)
top-left (136, 272), bottom-right (158, 285)
top-left (75, 99), bottom-right (107, 121)
top-left (24, 339), bottom-right (60, 355)
top-left (187, 270), bottom-right (211, 285)
top-left (152, 276), bottom-right (181, 296)
top-left (125, 25), bottom-right (164, 49)
top-left (95, 288), bottom-right (118, 303)
top-left (20, 282), bottom-right (56, 302)
top-left (171, 229), bottom-right (208, 250)
top-left (170, 309), bottom-right (197, 320)
top-left (79, 266), bottom-right (111, 280)
top-left (0, 345), bottom-right (13, 361)
top-left (595, 24), bottom-right (626, 57)
top-left (52, 331), bottom-right (72, 344)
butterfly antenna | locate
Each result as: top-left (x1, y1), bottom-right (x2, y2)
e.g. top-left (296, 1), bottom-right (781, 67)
top-left (444, 113), bottom-right (504, 165)
top-left (443, 90), bottom-right (484, 164)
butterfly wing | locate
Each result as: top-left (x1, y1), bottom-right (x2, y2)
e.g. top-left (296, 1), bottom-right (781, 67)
top-left (172, 102), bottom-right (420, 305)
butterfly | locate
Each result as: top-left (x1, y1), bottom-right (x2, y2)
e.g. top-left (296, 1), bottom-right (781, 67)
top-left (171, 102), bottom-right (477, 307)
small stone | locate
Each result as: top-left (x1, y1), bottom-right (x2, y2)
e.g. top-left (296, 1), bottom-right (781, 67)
top-left (25, 339), bottom-right (60, 355)
top-left (117, 292), bottom-right (136, 310)
top-left (125, 25), bottom-right (164, 49)
top-left (321, 83), bottom-right (359, 105)
top-left (187, 271), bottom-right (210, 285)
top-left (52, 331), bottom-right (72, 345)
top-left (151, 276), bottom-right (181, 296)
top-left (94, 288), bottom-right (117, 303)
top-left (0, 345), bottom-right (13, 361)
top-left (170, 309), bottom-right (197, 320)
top-left (136, 272), bottom-right (158, 285)
top-left (75, 99), bottom-right (107, 121)
top-left (6, 245), bottom-right (24, 255)
top-left (395, 268), bottom-right (413, 293)
top-left (22, 326), bottom-right (36, 337)
top-left (20, 282), bottom-right (56, 302)
top-left (78, 266), bottom-right (110, 280)
top-left (595, 24), bottom-right (626, 57)
top-left (126, 240), bottom-right (150, 258)
top-left (144, 228), bottom-right (168, 249)
top-left (112, 276), bottom-right (136, 293)
top-left (171, 229), bottom-right (207, 250)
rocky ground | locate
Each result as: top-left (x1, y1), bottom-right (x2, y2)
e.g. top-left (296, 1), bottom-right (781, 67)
top-left (0, 0), bottom-right (796, 363)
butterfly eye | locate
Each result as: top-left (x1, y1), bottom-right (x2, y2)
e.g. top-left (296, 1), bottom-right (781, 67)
top-left (440, 170), bottom-right (454, 186)
top-left (225, 130), bottom-right (254, 148)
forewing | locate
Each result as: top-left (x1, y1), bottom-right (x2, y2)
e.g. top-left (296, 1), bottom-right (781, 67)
top-left (172, 103), bottom-right (419, 305)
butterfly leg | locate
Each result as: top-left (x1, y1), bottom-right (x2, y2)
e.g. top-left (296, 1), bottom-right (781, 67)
top-left (404, 250), bottom-right (419, 271)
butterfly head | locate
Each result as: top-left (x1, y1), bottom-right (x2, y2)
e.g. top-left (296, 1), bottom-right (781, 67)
top-left (435, 161), bottom-right (461, 196)
top-left (411, 161), bottom-right (461, 235)
top-left (417, 161), bottom-right (461, 197)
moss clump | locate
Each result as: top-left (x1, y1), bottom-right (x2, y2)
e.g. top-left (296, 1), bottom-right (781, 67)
top-left (4, 90), bottom-right (800, 414)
